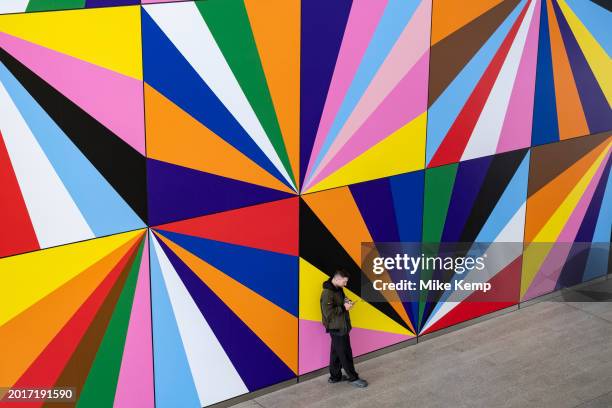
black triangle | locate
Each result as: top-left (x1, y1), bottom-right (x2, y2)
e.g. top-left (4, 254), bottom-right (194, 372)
top-left (0, 47), bottom-right (148, 223)
top-left (299, 197), bottom-right (411, 332)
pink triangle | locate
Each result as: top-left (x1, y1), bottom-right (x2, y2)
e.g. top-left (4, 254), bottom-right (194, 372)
top-left (304, 0), bottom-right (388, 181)
top-left (298, 319), bottom-right (412, 375)
top-left (497, 0), bottom-right (541, 153)
top-left (307, 52), bottom-right (429, 187)
top-left (0, 32), bottom-right (145, 155)
top-left (114, 237), bottom-right (155, 408)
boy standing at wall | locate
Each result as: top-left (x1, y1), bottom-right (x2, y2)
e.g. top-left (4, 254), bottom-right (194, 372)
top-left (320, 269), bottom-right (368, 388)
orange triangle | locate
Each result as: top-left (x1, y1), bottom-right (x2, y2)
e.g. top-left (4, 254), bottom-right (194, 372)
top-left (145, 85), bottom-right (293, 194)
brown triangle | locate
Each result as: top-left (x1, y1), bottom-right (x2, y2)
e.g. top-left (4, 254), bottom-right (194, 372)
top-left (428, 0), bottom-right (521, 106)
top-left (527, 132), bottom-right (611, 197)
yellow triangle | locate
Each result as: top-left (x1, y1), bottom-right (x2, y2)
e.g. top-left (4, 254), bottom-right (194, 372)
top-left (306, 112), bottom-right (427, 194)
top-left (0, 229), bottom-right (144, 326)
top-left (557, 0), bottom-right (611, 105)
top-left (520, 243), bottom-right (555, 299)
top-left (0, 6), bottom-right (142, 79)
top-left (299, 258), bottom-right (412, 335)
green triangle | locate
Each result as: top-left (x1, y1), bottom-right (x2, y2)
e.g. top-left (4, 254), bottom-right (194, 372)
top-left (419, 163), bottom-right (458, 328)
top-left (77, 238), bottom-right (145, 407)
top-left (196, 0), bottom-right (296, 186)
top-left (26, 0), bottom-right (86, 12)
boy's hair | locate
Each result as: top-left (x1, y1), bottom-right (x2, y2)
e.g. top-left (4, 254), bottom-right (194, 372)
top-left (334, 268), bottom-right (350, 279)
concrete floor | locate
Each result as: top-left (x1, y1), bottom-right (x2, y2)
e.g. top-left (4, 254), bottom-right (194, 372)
top-left (234, 278), bottom-right (612, 408)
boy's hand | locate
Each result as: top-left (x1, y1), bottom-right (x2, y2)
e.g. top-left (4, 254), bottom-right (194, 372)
top-left (344, 301), bottom-right (353, 311)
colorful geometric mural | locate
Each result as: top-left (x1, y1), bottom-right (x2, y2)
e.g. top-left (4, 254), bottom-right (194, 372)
top-left (0, 0), bottom-right (610, 406)
top-left (299, 172), bottom-right (423, 374)
top-left (301, 0), bottom-right (430, 193)
top-left (419, 149), bottom-right (530, 335)
top-left (427, 0), bottom-right (611, 167)
top-left (0, 230), bottom-right (152, 407)
top-left (0, 6), bottom-right (146, 258)
top-left (521, 133), bottom-right (612, 301)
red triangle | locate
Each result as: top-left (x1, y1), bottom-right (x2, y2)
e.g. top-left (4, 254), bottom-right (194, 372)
top-left (0, 131), bottom-right (39, 257)
top-left (428, 1), bottom-right (530, 168)
top-left (154, 197), bottom-right (299, 256)
top-left (422, 256), bottom-right (522, 335)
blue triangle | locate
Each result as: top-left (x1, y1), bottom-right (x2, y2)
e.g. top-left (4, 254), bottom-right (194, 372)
top-left (156, 229), bottom-right (298, 316)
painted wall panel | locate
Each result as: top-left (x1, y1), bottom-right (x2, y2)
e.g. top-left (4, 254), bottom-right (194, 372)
top-left (0, 0), bottom-right (610, 406)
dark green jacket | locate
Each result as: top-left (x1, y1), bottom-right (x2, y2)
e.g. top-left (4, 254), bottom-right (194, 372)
top-left (320, 278), bottom-right (352, 335)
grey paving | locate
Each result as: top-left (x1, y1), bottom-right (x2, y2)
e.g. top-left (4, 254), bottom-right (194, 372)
top-left (575, 391), bottom-right (612, 408)
top-left (233, 278), bottom-right (612, 408)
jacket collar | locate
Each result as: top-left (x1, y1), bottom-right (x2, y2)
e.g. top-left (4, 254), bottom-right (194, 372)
top-left (323, 277), bottom-right (341, 292)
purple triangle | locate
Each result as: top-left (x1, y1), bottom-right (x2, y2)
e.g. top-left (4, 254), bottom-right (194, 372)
top-left (442, 155), bottom-right (493, 242)
top-left (86, 0), bottom-right (139, 6)
top-left (147, 159), bottom-right (294, 226)
top-left (576, 156), bottom-right (612, 242)
top-left (300, 0), bottom-right (352, 188)
top-left (349, 177), bottom-right (400, 243)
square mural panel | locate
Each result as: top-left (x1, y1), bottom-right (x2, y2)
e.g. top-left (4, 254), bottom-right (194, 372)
top-left (521, 132), bottom-right (611, 301)
top-left (149, 197), bottom-right (299, 406)
top-left (143, 0), bottom-right (300, 226)
top-left (300, 0), bottom-right (430, 193)
top-left (0, 6), bottom-right (147, 257)
top-left (427, 0), bottom-right (611, 168)
top-left (299, 171), bottom-right (424, 374)
top-left (0, 230), bottom-right (152, 406)
top-left (419, 149), bottom-right (529, 335)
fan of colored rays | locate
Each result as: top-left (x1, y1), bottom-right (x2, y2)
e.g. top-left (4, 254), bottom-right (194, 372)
top-left (0, 230), bottom-right (153, 407)
top-left (143, 0), bottom-right (300, 226)
top-left (148, 198), bottom-right (299, 407)
top-left (0, 7), bottom-right (146, 258)
top-left (521, 133), bottom-right (612, 302)
top-left (298, 172), bottom-right (427, 373)
top-left (426, 0), bottom-right (611, 169)
top-left (299, 0), bottom-right (431, 194)
top-left (417, 148), bottom-right (530, 335)
top-left (0, 1), bottom-right (140, 15)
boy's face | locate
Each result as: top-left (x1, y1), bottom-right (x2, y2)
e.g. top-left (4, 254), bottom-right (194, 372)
top-left (333, 275), bottom-right (349, 287)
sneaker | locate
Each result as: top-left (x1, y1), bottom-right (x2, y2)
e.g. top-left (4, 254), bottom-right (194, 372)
top-left (349, 378), bottom-right (368, 388)
top-left (328, 375), bottom-right (348, 383)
